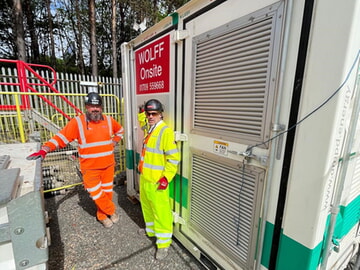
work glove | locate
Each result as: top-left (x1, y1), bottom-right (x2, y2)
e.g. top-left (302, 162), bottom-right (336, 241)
top-left (157, 177), bottom-right (168, 190)
top-left (138, 104), bottom-right (145, 113)
top-left (26, 149), bottom-right (48, 161)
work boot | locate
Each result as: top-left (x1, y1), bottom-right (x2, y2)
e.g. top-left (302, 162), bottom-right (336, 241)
top-left (110, 213), bottom-right (119, 224)
top-left (99, 218), bottom-right (113, 228)
top-left (155, 247), bottom-right (169, 260)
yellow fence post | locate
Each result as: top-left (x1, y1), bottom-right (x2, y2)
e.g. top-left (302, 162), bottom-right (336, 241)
top-left (14, 93), bottom-right (26, 143)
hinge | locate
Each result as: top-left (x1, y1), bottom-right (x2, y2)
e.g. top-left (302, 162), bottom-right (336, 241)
top-left (272, 124), bottom-right (286, 160)
top-left (174, 131), bottom-right (188, 142)
top-left (173, 30), bottom-right (189, 42)
top-left (172, 212), bottom-right (186, 225)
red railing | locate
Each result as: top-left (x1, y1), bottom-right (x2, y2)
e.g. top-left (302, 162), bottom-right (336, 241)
top-left (0, 59), bottom-right (82, 120)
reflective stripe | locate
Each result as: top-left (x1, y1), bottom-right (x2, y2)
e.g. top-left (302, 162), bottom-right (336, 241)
top-left (57, 133), bottom-right (69, 145)
top-left (146, 228), bottom-right (155, 234)
top-left (91, 190), bottom-right (103, 200)
top-left (156, 238), bottom-right (172, 244)
top-left (103, 189), bottom-right (112, 193)
top-left (78, 140), bottom-right (113, 149)
top-left (168, 159), bottom-right (180, 165)
top-left (107, 115), bottom-right (112, 135)
top-left (80, 150), bottom-right (113, 159)
top-left (115, 127), bottom-right (124, 138)
top-left (165, 148), bottom-right (178, 155)
top-left (49, 138), bottom-right (59, 148)
top-left (102, 182), bottom-right (113, 187)
top-left (156, 232), bottom-right (172, 238)
top-left (146, 146), bottom-right (164, 154)
top-left (143, 163), bottom-right (165, 171)
top-left (156, 126), bottom-right (167, 149)
top-left (145, 222), bottom-right (155, 233)
top-left (87, 183), bottom-right (101, 192)
top-left (75, 116), bottom-right (86, 144)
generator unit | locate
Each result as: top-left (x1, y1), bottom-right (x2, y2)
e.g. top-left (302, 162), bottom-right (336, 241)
top-left (121, 0), bottom-right (360, 269)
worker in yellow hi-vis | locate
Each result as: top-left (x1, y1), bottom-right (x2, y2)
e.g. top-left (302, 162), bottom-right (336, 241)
top-left (137, 99), bottom-right (180, 260)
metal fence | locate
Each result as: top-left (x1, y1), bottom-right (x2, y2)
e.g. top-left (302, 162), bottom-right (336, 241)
top-left (0, 61), bottom-right (125, 190)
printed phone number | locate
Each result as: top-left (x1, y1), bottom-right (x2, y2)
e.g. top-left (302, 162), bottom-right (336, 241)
top-left (139, 81), bottom-right (165, 91)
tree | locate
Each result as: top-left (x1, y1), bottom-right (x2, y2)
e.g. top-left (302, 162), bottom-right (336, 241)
top-left (0, 0), bottom-right (15, 59)
top-left (74, 0), bottom-right (85, 74)
top-left (111, 0), bottom-right (117, 78)
top-left (1, 0), bottom-right (191, 75)
top-left (12, 0), bottom-right (26, 61)
top-left (23, 0), bottom-right (40, 63)
top-left (45, 0), bottom-right (56, 66)
top-left (89, 0), bottom-right (98, 77)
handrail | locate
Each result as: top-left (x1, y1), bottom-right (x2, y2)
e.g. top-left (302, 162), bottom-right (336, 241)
top-left (0, 59), bottom-right (83, 118)
top-left (25, 62), bottom-right (57, 87)
top-left (0, 91), bottom-right (86, 121)
top-left (0, 59), bottom-right (57, 86)
top-left (24, 63), bottom-right (82, 115)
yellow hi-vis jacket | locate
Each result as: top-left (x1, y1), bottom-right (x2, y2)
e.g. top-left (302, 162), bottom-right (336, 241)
top-left (138, 120), bottom-right (180, 183)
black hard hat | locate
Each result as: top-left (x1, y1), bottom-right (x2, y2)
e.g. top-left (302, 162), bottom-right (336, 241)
top-left (144, 99), bottom-right (163, 112)
top-left (85, 92), bottom-right (102, 106)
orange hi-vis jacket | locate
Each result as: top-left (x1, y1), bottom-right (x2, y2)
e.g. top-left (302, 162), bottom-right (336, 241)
top-left (43, 114), bottom-right (124, 170)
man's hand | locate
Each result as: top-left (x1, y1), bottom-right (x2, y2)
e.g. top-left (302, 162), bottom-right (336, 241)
top-left (157, 177), bottom-right (168, 190)
top-left (26, 149), bottom-right (47, 161)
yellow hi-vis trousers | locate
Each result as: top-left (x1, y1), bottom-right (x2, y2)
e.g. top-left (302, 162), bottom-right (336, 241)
top-left (140, 175), bottom-right (173, 248)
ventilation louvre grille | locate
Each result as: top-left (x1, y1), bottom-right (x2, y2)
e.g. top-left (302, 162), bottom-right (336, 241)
top-left (190, 154), bottom-right (263, 265)
top-left (194, 16), bottom-right (276, 144)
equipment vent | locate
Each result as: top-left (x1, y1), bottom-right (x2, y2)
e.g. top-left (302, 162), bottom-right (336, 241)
top-left (190, 153), bottom-right (264, 267)
top-left (193, 8), bottom-right (283, 146)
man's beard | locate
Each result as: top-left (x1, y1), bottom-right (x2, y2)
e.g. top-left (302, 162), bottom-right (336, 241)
top-left (86, 111), bottom-right (102, 121)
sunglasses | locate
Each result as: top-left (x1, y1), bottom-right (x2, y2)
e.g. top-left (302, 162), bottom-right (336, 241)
top-left (145, 112), bottom-right (160, 117)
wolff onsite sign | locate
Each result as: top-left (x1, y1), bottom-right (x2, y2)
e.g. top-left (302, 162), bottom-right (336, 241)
top-left (135, 35), bottom-right (170, 95)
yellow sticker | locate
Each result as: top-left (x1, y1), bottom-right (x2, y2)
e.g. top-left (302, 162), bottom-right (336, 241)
top-left (213, 140), bottom-right (228, 156)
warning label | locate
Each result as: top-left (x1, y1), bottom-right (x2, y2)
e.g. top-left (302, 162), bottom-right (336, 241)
top-left (213, 140), bottom-right (228, 156)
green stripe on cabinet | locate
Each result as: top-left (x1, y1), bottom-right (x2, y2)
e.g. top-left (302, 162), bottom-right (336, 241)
top-left (125, 149), bottom-right (140, 171)
top-left (260, 221), bottom-right (273, 268)
top-left (334, 195), bottom-right (360, 239)
top-left (261, 195), bottom-right (360, 269)
top-left (126, 149), bottom-right (134, 170)
top-left (276, 234), bottom-right (322, 270)
top-left (261, 221), bottom-right (322, 270)
top-left (170, 175), bottom-right (188, 209)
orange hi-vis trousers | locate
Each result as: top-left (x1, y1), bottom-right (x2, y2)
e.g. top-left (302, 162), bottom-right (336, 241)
top-left (82, 165), bottom-right (116, 221)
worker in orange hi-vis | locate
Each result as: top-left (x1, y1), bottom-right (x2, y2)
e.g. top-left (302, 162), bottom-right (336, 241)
top-left (27, 92), bottom-right (124, 228)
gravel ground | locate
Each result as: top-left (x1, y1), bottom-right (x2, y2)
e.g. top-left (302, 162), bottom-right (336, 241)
top-left (45, 184), bottom-right (206, 270)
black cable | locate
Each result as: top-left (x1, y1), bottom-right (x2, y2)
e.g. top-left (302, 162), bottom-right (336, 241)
top-left (246, 49), bottom-right (360, 154)
top-left (235, 161), bottom-right (246, 246)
